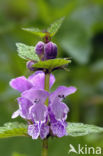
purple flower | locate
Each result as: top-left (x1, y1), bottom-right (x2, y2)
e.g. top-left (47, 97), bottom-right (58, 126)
top-left (12, 88), bottom-right (49, 119)
top-left (10, 70), bottom-right (77, 139)
top-left (9, 71), bottom-right (55, 92)
top-left (44, 42), bottom-right (57, 60)
top-left (49, 86), bottom-right (77, 137)
top-left (23, 89), bottom-right (49, 139)
top-left (12, 88), bottom-right (50, 139)
top-left (22, 89), bottom-right (49, 139)
top-left (10, 71), bottom-right (55, 139)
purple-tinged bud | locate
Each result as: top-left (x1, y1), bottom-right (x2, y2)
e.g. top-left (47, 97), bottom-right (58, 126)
top-left (26, 61), bottom-right (35, 71)
top-left (35, 41), bottom-right (44, 56)
top-left (44, 42), bottom-right (57, 60)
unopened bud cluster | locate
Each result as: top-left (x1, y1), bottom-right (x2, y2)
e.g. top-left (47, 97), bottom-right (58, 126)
top-left (27, 41), bottom-right (57, 71)
top-left (35, 41), bottom-right (57, 60)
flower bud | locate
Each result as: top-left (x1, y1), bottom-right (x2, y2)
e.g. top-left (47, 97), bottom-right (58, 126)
top-left (44, 42), bottom-right (57, 60)
top-left (35, 41), bottom-right (44, 58)
top-left (26, 61), bottom-right (35, 71)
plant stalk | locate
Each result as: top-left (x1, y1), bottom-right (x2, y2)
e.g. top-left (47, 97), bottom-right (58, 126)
top-left (41, 72), bottom-right (50, 156)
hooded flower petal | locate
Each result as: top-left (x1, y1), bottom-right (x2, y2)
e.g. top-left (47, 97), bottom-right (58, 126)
top-left (10, 72), bottom-right (55, 93)
top-left (17, 97), bottom-right (33, 119)
top-left (22, 89), bottom-right (49, 104)
top-left (49, 100), bottom-right (69, 121)
top-left (9, 76), bottom-right (33, 92)
top-left (51, 121), bottom-right (67, 137)
top-left (28, 71), bottom-right (55, 89)
top-left (28, 123), bottom-right (40, 139)
top-left (30, 103), bottom-right (48, 123)
top-left (40, 123), bottom-right (49, 139)
top-left (50, 86), bottom-right (77, 102)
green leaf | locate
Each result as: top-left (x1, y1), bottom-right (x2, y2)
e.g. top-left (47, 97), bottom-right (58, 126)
top-left (16, 43), bottom-right (39, 61)
top-left (1, 122), bottom-right (103, 139)
top-left (33, 58), bottom-right (71, 71)
top-left (67, 122), bottom-right (103, 137)
top-left (22, 28), bottom-right (46, 37)
top-left (48, 17), bottom-right (64, 37)
top-left (0, 122), bottom-right (28, 138)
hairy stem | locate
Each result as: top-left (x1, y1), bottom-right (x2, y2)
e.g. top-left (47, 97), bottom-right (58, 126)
top-left (42, 72), bottom-right (50, 156)
top-left (44, 73), bottom-right (50, 106)
top-left (42, 138), bottom-right (48, 156)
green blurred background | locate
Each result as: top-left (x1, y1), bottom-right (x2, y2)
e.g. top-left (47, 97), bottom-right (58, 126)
top-left (0, 0), bottom-right (103, 155)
